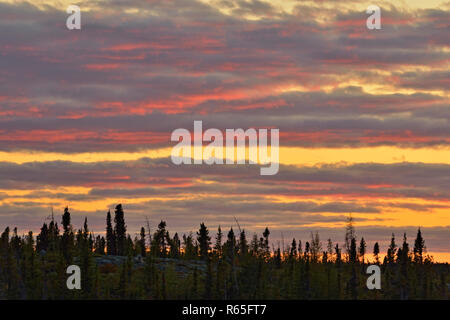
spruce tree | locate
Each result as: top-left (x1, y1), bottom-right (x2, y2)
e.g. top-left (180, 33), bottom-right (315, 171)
top-left (214, 226), bottom-right (223, 257)
top-left (106, 210), bottom-right (116, 255)
top-left (304, 241), bottom-right (310, 259)
top-left (275, 248), bottom-right (281, 268)
top-left (95, 235), bottom-right (106, 255)
top-left (322, 251), bottom-right (328, 264)
top-left (373, 242), bottom-right (380, 264)
top-left (196, 223), bottom-right (211, 259)
top-left (61, 207), bottom-right (73, 263)
top-left (290, 238), bottom-right (297, 259)
top-left (225, 228), bottom-right (239, 296)
top-left (399, 233), bottom-right (410, 299)
top-left (262, 227), bottom-right (270, 258)
top-left (169, 233), bottom-right (180, 258)
top-left (139, 227), bottom-right (146, 257)
top-left (327, 239), bottom-right (333, 259)
top-left (152, 221), bottom-right (167, 257)
top-left (413, 228), bottom-right (425, 264)
top-left (359, 237), bottom-right (366, 264)
top-left (114, 204), bottom-right (127, 256)
top-left (182, 233), bottom-right (196, 259)
top-left (62, 207), bottom-right (71, 233)
top-left (80, 218), bottom-right (92, 297)
top-left (250, 233), bottom-right (259, 256)
top-left (344, 214), bottom-right (355, 258)
top-left (349, 237), bottom-right (357, 264)
top-left (239, 230), bottom-right (248, 256)
top-left (36, 223), bottom-right (49, 252)
top-left (387, 233), bottom-right (397, 264)
top-left (310, 231), bottom-right (321, 263)
top-left (225, 228), bottom-right (236, 262)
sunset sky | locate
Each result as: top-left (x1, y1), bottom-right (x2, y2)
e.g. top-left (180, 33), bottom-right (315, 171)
top-left (0, 0), bottom-right (449, 261)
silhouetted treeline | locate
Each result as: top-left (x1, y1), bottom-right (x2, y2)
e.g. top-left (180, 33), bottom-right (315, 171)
top-left (0, 205), bottom-right (448, 300)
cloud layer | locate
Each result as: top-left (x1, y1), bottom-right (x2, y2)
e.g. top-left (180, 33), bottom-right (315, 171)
top-left (0, 0), bottom-right (448, 258)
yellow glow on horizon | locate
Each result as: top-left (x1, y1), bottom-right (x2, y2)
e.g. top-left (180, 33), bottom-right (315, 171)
top-left (0, 149), bottom-right (173, 164)
top-left (1, 146), bottom-right (450, 166)
top-left (308, 209), bottom-right (450, 229)
top-left (280, 146), bottom-right (450, 166)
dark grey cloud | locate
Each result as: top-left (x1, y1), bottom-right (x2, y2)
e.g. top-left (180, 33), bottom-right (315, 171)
top-left (0, 158), bottom-right (448, 201)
